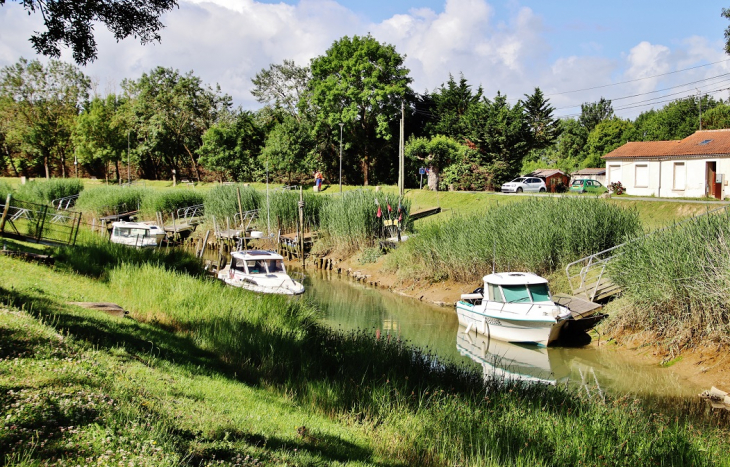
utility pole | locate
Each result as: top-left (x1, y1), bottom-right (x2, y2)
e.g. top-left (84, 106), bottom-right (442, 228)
top-left (399, 101), bottom-right (405, 198)
top-left (697, 88), bottom-right (702, 131)
top-left (127, 130), bottom-right (131, 185)
top-left (339, 122), bottom-right (344, 194)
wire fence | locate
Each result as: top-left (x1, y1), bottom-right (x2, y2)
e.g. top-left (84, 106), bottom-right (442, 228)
top-left (0, 196), bottom-right (82, 245)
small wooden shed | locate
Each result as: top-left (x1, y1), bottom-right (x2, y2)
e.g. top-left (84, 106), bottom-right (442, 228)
top-left (528, 169), bottom-right (570, 193)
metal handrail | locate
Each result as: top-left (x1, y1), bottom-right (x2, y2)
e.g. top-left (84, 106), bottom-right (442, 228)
top-left (51, 194), bottom-right (79, 210)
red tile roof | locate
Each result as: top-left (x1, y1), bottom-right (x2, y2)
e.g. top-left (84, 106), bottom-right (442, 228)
top-left (529, 169), bottom-right (566, 178)
top-left (603, 129), bottom-right (730, 159)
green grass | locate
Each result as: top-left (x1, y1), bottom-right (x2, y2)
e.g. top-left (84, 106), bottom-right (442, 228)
top-left (13, 178), bottom-right (84, 205)
top-left (387, 197), bottom-right (641, 283)
top-left (75, 185), bottom-right (151, 216)
top-left (1, 237), bottom-right (726, 465)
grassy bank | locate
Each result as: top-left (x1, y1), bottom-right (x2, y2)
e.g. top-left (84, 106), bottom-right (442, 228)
top-left (386, 197), bottom-right (641, 283)
top-left (0, 238), bottom-right (728, 465)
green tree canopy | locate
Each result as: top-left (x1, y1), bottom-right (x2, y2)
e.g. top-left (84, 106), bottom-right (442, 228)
top-left (309, 34), bottom-right (413, 186)
top-left (579, 97), bottom-right (614, 133)
top-left (1, 0), bottom-right (178, 64)
top-left (73, 94), bottom-right (128, 180)
top-left (198, 109), bottom-right (263, 182)
top-left (251, 60), bottom-right (311, 121)
top-left (426, 73), bottom-right (482, 140)
top-left (521, 87), bottom-right (562, 152)
top-left (583, 118), bottom-right (634, 168)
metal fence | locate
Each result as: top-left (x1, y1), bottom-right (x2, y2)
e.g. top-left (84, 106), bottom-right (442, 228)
top-left (0, 196), bottom-right (82, 245)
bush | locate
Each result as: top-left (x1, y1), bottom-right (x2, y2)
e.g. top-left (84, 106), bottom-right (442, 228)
top-left (15, 178), bottom-right (84, 205)
top-left (387, 197), bottom-right (641, 283)
top-left (609, 181), bottom-right (625, 195)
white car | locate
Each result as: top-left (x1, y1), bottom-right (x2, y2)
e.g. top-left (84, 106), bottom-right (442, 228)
top-left (501, 177), bottom-right (547, 193)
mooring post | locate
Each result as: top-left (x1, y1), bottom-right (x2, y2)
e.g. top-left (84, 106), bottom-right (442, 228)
top-left (299, 187), bottom-right (305, 268)
top-left (236, 187), bottom-right (244, 229)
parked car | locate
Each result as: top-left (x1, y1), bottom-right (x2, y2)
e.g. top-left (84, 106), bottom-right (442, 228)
top-left (569, 179), bottom-right (607, 194)
top-left (501, 177), bottom-right (547, 193)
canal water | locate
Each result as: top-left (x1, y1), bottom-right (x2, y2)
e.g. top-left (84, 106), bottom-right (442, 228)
top-left (299, 268), bottom-right (704, 400)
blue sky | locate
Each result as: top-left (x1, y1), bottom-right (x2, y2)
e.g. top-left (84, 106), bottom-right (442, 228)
top-left (1, 0), bottom-right (729, 119)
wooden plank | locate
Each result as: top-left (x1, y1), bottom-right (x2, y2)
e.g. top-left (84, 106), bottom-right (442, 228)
top-left (410, 207), bottom-right (441, 220)
top-left (553, 293), bottom-right (603, 318)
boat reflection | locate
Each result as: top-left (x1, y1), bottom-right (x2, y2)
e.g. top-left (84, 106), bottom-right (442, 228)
top-left (456, 325), bottom-right (580, 387)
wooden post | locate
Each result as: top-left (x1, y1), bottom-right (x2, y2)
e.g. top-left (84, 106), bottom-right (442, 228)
top-left (0, 194), bottom-right (11, 233)
top-left (236, 187), bottom-right (244, 229)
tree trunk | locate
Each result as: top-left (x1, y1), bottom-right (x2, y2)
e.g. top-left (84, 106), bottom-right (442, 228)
top-left (44, 153), bottom-right (50, 179)
top-left (5, 147), bottom-right (19, 176)
top-left (427, 165), bottom-right (440, 191)
top-left (362, 149), bottom-right (369, 186)
top-left (61, 154), bottom-right (66, 178)
top-left (184, 144), bottom-right (201, 182)
top-left (115, 160), bottom-right (120, 184)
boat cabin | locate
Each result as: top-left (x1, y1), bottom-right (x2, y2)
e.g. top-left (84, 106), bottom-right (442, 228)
top-left (229, 251), bottom-right (286, 275)
top-left (462, 272), bottom-right (554, 305)
top-left (112, 223), bottom-right (158, 239)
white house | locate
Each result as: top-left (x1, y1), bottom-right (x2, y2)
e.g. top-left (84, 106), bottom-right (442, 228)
top-left (602, 129), bottom-right (730, 199)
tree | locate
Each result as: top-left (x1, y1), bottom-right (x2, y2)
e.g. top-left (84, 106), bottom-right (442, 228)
top-left (521, 87), bottom-right (562, 152)
top-left (251, 60), bottom-right (311, 121)
top-left (724, 7), bottom-right (730, 55)
top-left (405, 135), bottom-right (463, 190)
top-left (0, 57), bottom-right (90, 178)
top-left (632, 95), bottom-right (719, 141)
top-left (579, 97), bottom-right (614, 133)
top-left (0, 0), bottom-right (178, 64)
top-left (123, 67), bottom-right (231, 181)
top-left (309, 34), bottom-right (413, 186)
top-left (583, 118), bottom-right (633, 168)
top-left (260, 115), bottom-right (316, 185)
top-left (427, 73), bottom-right (482, 139)
top-left (463, 92), bottom-right (530, 185)
top-left (73, 94), bottom-right (128, 180)
top-left (198, 109), bottom-right (263, 182)
top-left (703, 103), bottom-right (730, 130)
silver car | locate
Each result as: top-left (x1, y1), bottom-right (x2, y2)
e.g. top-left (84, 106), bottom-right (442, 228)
top-left (500, 177), bottom-right (547, 193)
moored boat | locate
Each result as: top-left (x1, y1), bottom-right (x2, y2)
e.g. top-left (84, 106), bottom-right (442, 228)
top-left (456, 272), bottom-right (573, 346)
top-left (110, 221), bottom-right (166, 248)
top-left (218, 250), bottom-right (305, 295)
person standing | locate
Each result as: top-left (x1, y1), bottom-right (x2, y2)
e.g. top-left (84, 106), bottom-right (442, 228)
top-left (314, 170), bottom-right (323, 191)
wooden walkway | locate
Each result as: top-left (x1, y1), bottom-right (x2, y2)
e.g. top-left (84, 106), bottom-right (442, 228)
top-left (410, 207), bottom-right (441, 220)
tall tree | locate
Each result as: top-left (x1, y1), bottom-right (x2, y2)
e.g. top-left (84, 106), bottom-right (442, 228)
top-left (251, 60), bottom-right (311, 121)
top-left (0, 0), bottom-right (178, 64)
top-left (632, 95), bottom-right (719, 141)
top-left (0, 57), bottom-right (90, 178)
top-left (583, 118), bottom-right (633, 168)
top-left (260, 115), bottom-right (316, 185)
top-left (198, 109), bottom-right (263, 182)
top-left (123, 67), bottom-right (231, 181)
top-left (308, 34), bottom-right (413, 186)
top-left (521, 87), bottom-right (562, 152)
top-left (427, 73), bottom-right (482, 139)
top-left (579, 97), bottom-right (614, 133)
top-left (73, 94), bottom-right (128, 180)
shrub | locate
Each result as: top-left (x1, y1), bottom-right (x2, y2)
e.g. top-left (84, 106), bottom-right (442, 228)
top-left (609, 181), bottom-right (625, 195)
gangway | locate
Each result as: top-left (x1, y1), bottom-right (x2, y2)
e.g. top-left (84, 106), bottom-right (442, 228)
top-left (52, 194), bottom-right (79, 210)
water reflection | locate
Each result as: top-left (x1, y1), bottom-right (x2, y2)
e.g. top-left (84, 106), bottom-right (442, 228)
top-left (301, 268), bottom-right (705, 401)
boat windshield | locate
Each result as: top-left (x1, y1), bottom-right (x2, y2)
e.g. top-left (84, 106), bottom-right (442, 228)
top-left (114, 227), bottom-right (149, 238)
top-left (245, 260), bottom-right (267, 274)
top-left (500, 283), bottom-right (551, 303)
top-left (266, 259), bottom-right (285, 273)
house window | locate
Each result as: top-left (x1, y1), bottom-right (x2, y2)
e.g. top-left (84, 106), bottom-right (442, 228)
top-left (635, 164), bottom-right (649, 188)
top-left (673, 162), bottom-right (686, 191)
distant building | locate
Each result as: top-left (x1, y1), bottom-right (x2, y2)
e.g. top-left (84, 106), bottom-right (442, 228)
top-left (602, 129), bottom-right (730, 199)
top-left (527, 169), bottom-right (570, 193)
top-left (570, 168), bottom-right (606, 186)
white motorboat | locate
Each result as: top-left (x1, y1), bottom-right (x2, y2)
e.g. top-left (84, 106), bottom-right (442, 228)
top-left (110, 221), bottom-right (166, 248)
top-left (218, 250), bottom-right (305, 295)
top-left (456, 272), bottom-right (572, 346)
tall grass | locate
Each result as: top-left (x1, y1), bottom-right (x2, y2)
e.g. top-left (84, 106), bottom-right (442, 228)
top-left (607, 208), bottom-right (730, 349)
top-left (14, 178), bottom-right (84, 205)
top-left (388, 197), bottom-right (641, 283)
top-left (76, 185), bottom-right (151, 216)
top-left (140, 188), bottom-right (205, 217)
top-left (0, 180), bottom-right (12, 201)
top-left (263, 189), bottom-right (328, 232)
top-left (203, 184), bottom-right (261, 220)
top-left (319, 190), bottom-right (411, 253)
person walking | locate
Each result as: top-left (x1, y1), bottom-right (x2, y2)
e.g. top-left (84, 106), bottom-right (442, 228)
top-left (314, 170), bottom-right (323, 192)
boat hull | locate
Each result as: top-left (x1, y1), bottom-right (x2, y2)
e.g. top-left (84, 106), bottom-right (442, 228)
top-left (456, 301), bottom-right (565, 346)
top-left (218, 272), bottom-right (305, 295)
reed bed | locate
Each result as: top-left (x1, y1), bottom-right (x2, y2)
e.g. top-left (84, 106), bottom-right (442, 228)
top-left (75, 185), bottom-right (151, 216)
top-left (0, 180), bottom-right (11, 201)
top-left (388, 197), bottom-right (641, 283)
top-left (262, 189), bottom-right (328, 232)
top-left (319, 190), bottom-right (411, 253)
top-left (607, 208), bottom-right (730, 349)
top-left (139, 188), bottom-right (205, 218)
top-left (203, 184), bottom-right (262, 220)
top-left (14, 178), bottom-right (84, 204)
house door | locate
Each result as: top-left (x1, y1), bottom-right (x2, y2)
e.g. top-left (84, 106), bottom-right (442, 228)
top-left (706, 161), bottom-right (722, 199)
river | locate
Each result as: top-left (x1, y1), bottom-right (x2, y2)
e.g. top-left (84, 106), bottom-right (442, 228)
top-left (299, 268), bottom-right (704, 401)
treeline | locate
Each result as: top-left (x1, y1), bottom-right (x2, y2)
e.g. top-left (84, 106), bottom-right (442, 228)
top-left (2, 35), bottom-right (729, 189)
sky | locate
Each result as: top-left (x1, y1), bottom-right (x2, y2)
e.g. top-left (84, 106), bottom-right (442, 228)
top-left (1, 0), bottom-right (729, 120)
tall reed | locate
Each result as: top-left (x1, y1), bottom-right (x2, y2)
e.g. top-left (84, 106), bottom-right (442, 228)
top-left (76, 185), bottom-right (151, 216)
top-left (15, 178), bottom-right (84, 205)
top-left (262, 189), bottom-right (328, 232)
top-left (0, 180), bottom-right (12, 201)
top-left (319, 190), bottom-right (411, 253)
top-left (203, 184), bottom-right (261, 220)
top-left (140, 189), bottom-right (205, 217)
top-left (608, 208), bottom-right (730, 349)
top-left (388, 197), bottom-right (641, 283)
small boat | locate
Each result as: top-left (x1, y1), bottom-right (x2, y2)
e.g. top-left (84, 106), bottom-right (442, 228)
top-left (456, 272), bottom-right (574, 346)
top-left (218, 250), bottom-right (305, 295)
top-left (110, 221), bottom-right (166, 248)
